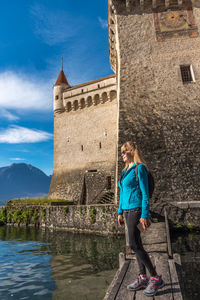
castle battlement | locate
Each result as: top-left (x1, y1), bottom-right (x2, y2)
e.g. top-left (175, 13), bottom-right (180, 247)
top-left (55, 74), bottom-right (117, 113)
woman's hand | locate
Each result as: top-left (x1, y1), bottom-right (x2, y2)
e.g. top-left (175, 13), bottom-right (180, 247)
top-left (118, 215), bottom-right (124, 226)
top-left (139, 218), bottom-right (151, 230)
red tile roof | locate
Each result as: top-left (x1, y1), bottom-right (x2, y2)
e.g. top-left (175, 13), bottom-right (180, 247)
top-left (55, 70), bottom-right (70, 87)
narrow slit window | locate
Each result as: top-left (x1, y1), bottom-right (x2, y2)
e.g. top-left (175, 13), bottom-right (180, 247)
top-left (180, 65), bottom-right (194, 83)
top-left (107, 176), bottom-right (112, 190)
top-left (87, 169), bottom-right (97, 173)
top-left (81, 145), bottom-right (84, 151)
top-left (99, 142), bottom-right (102, 149)
top-left (55, 95), bottom-right (59, 100)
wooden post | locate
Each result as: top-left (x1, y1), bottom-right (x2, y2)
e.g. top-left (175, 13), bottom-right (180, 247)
top-left (119, 252), bottom-right (125, 269)
top-left (164, 208), bottom-right (173, 258)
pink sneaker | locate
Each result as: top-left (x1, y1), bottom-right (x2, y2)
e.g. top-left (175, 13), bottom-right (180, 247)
top-left (127, 276), bottom-right (149, 291)
top-left (143, 275), bottom-right (165, 296)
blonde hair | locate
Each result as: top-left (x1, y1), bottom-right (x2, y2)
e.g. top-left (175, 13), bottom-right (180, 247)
top-left (121, 141), bottom-right (147, 170)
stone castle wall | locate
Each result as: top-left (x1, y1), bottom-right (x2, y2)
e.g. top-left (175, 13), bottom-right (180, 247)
top-left (0, 205), bottom-right (124, 235)
top-left (111, 1), bottom-right (200, 206)
top-left (50, 0), bottom-right (200, 211)
top-left (49, 76), bottom-right (118, 204)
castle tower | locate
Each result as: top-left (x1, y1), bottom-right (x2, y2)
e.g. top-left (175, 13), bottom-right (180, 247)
top-left (54, 63), bottom-right (71, 113)
top-left (108, 0), bottom-right (200, 206)
top-left (49, 69), bottom-right (117, 203)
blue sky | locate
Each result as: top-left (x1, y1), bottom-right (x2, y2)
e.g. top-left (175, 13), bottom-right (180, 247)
top-left (0, 0), bottom-right (112, 175)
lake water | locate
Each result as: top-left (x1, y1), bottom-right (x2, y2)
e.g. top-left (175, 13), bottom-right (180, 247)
top-left (0, 225), bottom-right (199, 300)
top-left (0, 226), bottom-right (125, 300)
top-left (171, 231), bottom-right (200, 300)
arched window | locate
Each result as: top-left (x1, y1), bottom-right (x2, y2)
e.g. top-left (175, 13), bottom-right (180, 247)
top-left (102, 92), bottom-right (108, 103)
top-left (80, 98), bottom-right (86, 109)
top-left (86, 96), bottom-right (92, 107)
top-left (110, 90), bottom-right (117, 101)
top-left (66, 102), bottom-right (72, 112)
top-left (73, 100), bottom-right (78, 111)
top-left (94, 94), bottom-right (100, 105)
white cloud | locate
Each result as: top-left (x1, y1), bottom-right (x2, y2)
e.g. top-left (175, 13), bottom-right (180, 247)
top-left (98, 17), bottom-right (108, 29)
top-left (0, 71), bottom-right (52, 111)
top-left (10, 158), bottom-right (25, 161)
top-left (0, 125), bottom-right (53, 144)
top-left (30, 4), bottom-right (80, 45)
top-left (0, 108), bottom-right (19, 121)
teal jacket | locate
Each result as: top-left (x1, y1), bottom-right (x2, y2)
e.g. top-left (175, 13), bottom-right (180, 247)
top-left (118, 163), bottom-right (149, 219)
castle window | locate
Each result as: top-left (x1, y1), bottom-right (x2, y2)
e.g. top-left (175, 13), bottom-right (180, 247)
top-left (94, 94), bottom-right (100, 105)
top-left (66, 102), bottom-right (72, 112)
top-left (107, 176), bottom-right (112, 190)
top-left (180, 65), bottom-right (195, 83)
top-left (98, 84), bottom-right (100, 88)
top-left (87, 169), bottom-right (97, 173)
top-left (110, 28), bottom-right (115, 35)
top-left (80, 98), bottom-right (86, 109)
top-left (81, 89), bottom-right (84, 93)
top-left (110, 18), bottom-right (114, 25)
top-left (81, 145), bottom-right (84, 151)
top-left (55, 95), bottom-right (59, 100)
top-left (99, 142), bottom-right (102, 149)
top-left (86, 96), bottom-right (92, 107)
top-left (73, 100), bottom-right (79, 111)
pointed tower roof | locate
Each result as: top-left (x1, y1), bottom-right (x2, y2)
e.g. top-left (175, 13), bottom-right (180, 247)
top-left (55, 57), bottom-right (71, 88)
top-left (55, 70), bottom-right (70, 87)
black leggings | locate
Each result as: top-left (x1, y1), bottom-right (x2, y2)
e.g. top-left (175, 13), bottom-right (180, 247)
top-left (124, 209), bottom-right (157, 277)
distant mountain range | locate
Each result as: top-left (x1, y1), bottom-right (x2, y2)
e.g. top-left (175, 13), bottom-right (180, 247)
top-left (0, 163), bottom-right (52, 205)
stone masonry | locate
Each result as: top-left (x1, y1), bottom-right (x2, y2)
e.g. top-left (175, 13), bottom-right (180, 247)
top-left (49, 0), bottom-right (200, 217)
top-left (109, 0), bottom-right (200, 211)
top-left (49, 75), bottom-right (118, 204)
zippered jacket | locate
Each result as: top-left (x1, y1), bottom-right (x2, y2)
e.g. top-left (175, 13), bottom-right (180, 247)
top-left (118, 163), bottom-right (149, 219)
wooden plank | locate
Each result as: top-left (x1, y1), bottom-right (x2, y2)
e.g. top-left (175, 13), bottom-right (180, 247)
top-left (168, 258), bottom-right (183, 300)
top-left (164, 209), bottom-right (173, 258)
top-left (104, 260), bottom-right (130, 300)
top-left (116, 259), bottom-right (138, 300)
top-left (136, 288), bottom-right (154, 299)
top-left (154, 254), bottom-right (173, 300)
top-left (104, 222), bottom-right (182, 299)
top-left (135, 254), bottom-right (155, 299)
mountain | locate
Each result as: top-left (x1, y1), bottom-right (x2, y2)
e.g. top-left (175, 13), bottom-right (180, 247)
top-left (0, 163), bottom-right (51, 205)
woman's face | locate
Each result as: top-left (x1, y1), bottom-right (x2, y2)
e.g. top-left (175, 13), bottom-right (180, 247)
top-left (121, 148), bottom-right (134, 163)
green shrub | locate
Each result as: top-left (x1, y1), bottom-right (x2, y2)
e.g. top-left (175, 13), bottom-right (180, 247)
top-left (0, 208), bottom-right (7, 224)
top-left (186, 222), bottom-right (196, 231)
top-left (63, 207), bottom-right (69, 214)
top-left (174, 222), bottom-right (184, 230)
top-left (12, 210), bottom-right (23, 224)
top-left (6, 198), bottom-right (73, 206)
top-left (41, 209), bottom-right (46, 219)
top-left (32, 210), bottom-right (40, 221)
top-left (90, 207), bottom-right (97, 224)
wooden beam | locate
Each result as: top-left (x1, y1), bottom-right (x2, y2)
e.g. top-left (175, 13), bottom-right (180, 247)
top-left (164, 208), bottom-right (173, 258)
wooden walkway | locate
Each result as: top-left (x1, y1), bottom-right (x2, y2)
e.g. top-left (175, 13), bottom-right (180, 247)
top-left (104, 221), bottom-right (183, 300)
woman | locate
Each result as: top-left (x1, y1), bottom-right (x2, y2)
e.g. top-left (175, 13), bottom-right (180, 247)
top-left (118, 141), bottom-right (164, 297)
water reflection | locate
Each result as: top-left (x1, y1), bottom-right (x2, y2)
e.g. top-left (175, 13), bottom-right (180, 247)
top-left (0, 226), bottom-right (125, 300)
top-left (171, 231), bottom-right (200, 300)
